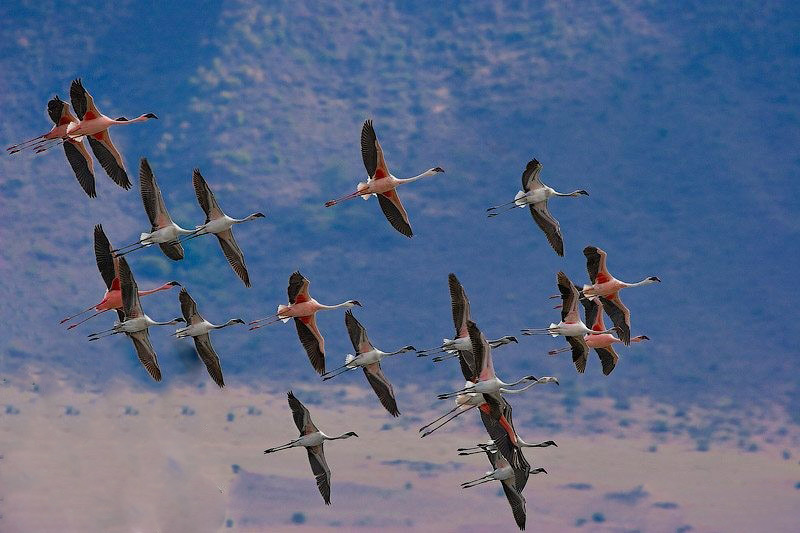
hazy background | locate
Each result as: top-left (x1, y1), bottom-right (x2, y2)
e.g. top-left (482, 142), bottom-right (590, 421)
top-left (1, 1), bottom-right (798, 531)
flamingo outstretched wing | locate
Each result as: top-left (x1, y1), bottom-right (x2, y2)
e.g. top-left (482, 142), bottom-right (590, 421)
top-left (69, 78), bottom-right (99, 121)
top-left (521, 158), bottom-right (543, 192)
top-left (193, 334), bottom-right (225, 388)
top-left (584, 246), bottom-right (611, 284)
top-left (287, 391), bottom-right (318, 435)
top-left (567, 335), bottom-right (590, 373)
top-left (118, 257), bottom-right (143, 320)
top-left (128, 330), bottom-right (162, 382)
top-left (306, 445), bottom-right (332, 505)
top-left (288, 271), bottom-right (310, 304)
top-left (87, 131), bottom-right (131, 189)
top-left (377, 189), bottom-right (413, 237)
top-left (600, 292), bottom-right (631, 345)
top-left (139, 158), bottom-right (174, 230)
top-left (344, 310), bottom-right (373, 354)
top-left (48, 96), bottom-right (96, 197)
top-left (594, 346), bottom-right (619, 375)
top-left (361, 119), bottom-right (390, 180)
top-left (216, 229), bottom-right (251, 287)
top-left (363, 362), bottom-right (400, 417)
top-left (294, 316), bottom-right (326, 375)
top-left (448, 273), bottom-right (471, 338)
top-left (556, 271), bottom-right (581, 323)
top-left (530, 202), bottom-right (564, 256)
top-left (192, 169), bottom-right (225, 223)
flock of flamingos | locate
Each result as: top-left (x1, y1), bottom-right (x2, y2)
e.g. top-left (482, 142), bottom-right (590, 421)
top-left (8, 78), bottom-right (661, 530)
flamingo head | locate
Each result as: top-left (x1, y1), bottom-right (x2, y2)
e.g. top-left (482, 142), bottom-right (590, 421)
top-left (230, 319), bottom-right (246, 325)
top-left (648, 276), bottom-right (661, 283)
top-left (167, 281), bottom-right (181, 287)
top-left (343, 431), bottom-right (359, 438)
top-left (431, 167), bottom-right (445, 173)
top-left (144, 113), bottom-right (158, 119)
top-left (530, 467), bottom-right (548, 475)
top-left (502, 336), bottom-right (518, 344)
top-left (537, 376), bottom-right (560, 386)
top-left (574, 189), bottom-right (589, 196)
top-left (251, 212), bottom-right (266, 218)
top-left (345, 300), bottom-right (362, 308)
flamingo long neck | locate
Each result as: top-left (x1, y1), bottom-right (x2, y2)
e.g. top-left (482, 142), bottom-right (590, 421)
top-left (396, 169), bottom-right (438, 185)
top-left (213, 319), bottom-right (242, 329)
top-left (233, 213), bottom-right (262, 223)
top-left (111, 114), bottom-right (152, 125)
top-left (138, 283), bottom-right (176, 296)
top-left (318, 301), bottom-right (355, 310)
top-left (151, 318), bottom-right (183, 326)
top-left (502, 380), bottom-right (540, 394)
top-left (625, 278), bottom-right (659, 288)
top-left (553, 189), bottom-right (584, 197)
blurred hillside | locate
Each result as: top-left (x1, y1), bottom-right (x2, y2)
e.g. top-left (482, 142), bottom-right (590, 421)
top-left (1, 1), bottom-right (798, 417)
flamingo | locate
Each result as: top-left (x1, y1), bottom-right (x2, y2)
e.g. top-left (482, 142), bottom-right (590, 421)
top-left (436, 321), bottom-right (547, 400)
top-left (173, 288), bottom-right (244, 388)
top-left (420, 321), bottom-right (556, 446)
top-left (64, 78), bottom-right (156, 189)
top-left (320, 310), bottom-right (415, 416)
top-left (7, 96), bottom-right (99, 197)
top-left (522, 272), bottom-right (619, 368)
top-left (578, 246), bottom-right (660, 345)
top-left (181, 169), bottom-right (265, 287)
top-left (416, 274), bottom-right (517, 364)
top-left (249, 272), bottom-right (361, 375)
top-left (324, 119), bottom-right (444, 237)
top-left (548, 296), bottom-right (649, 375)
top-left (487, 159), bottom-right (588, 256)
top-left (6, 96), bottom-right (78, 156)
top-left (263, 391), bottom-right (358, 505)
top-left (61, 224), bottom-right (180, 329)
top-left (460, 449), bottom-right (547, 531)
top-left (458, 439), bottom-right (557, 456)
top-left (112, 158), bottom-right (196, 260)
top-left (87, 257), bottom-right (184, 381)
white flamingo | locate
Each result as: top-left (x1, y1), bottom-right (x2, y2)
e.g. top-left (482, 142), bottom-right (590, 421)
top-left (181, 169), bottom-right (265, 287)
top-left (263, 392), bottom-right (358, 505)
top-left (174, 288), bottom-right (245, 387)
top-left (487, 158), bottom-right (588, 256)
top-left (321, 310), bottom-right (415, 416)
top-left (113, 158), bottom-right (197, 260)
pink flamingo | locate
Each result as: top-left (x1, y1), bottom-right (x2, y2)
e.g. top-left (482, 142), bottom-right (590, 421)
top-left (579, 246), bottom-right (660, 345)
top-left (549, 296), bottom-right (649, 375)
top-left (7, 96), bottom-right (98, 198)
top-left (61, 224), bottom-right (180, 329)
top-left (324, 119), bottom-right (444, 237)
top-left (249, 271), bottom-right (361, 375)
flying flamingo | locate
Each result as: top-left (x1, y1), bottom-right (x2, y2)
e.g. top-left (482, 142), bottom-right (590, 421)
top-left (60, 224), bottom-right (180, 329)
top-left (458, 439), bottom-right (557, 456)
top-left (263, 391), bottom-right (359, 505)
top-left (437, 321), bottom-right (547, 400)
top-left (7, 96), bottom-right (99, 197)
top-left (181, 168), bottom-right (265, 287)
top-left (419, 324), bottom-right (558, 437)
top-left (87, 257), bottom-right (185, 381)
top-left (460, 448), bottom-right (547, 531)
top-left (249, 272), bottom-right (361, 375)
top-left (324, 119), bottom-right (444, 237)
top-left (416, 273), bottom-right (517, 365)
top-left (578, 246), bottom-right (660, 345)
top-left (549, 296), bottom-right (649, 375)
top-left (112, 158), bottom-right (196, 260)
top-left (321, 310), bottom-right (415, 416)
top-left (6, 96), bottom-right (78, 156)
top-left (173, 288), bottom-right (245, 387)
top-left (487, 158), bottom-right (588, 256)
top-left (522, 272), bottom-right (619, 369)
top-left (65, 78), bottom-right (157, 189)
